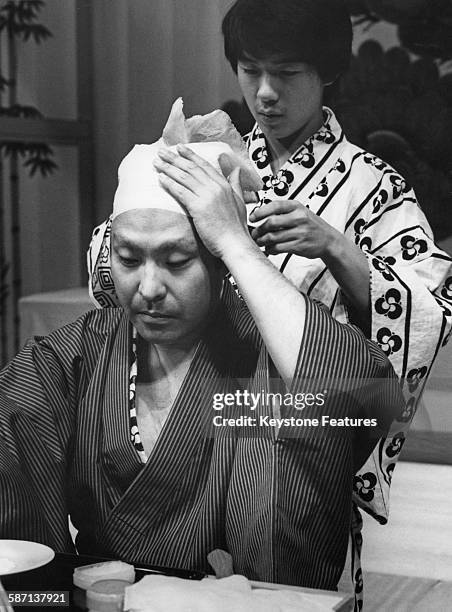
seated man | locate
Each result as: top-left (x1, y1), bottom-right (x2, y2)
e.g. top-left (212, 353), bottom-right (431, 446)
top-left (0, 137), bottom-right (402, 590)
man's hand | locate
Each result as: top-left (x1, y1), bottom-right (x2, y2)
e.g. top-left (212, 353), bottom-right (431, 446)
top-left (249, 199), bottom-right (343, 259)
top-left (154, 145), bottom-right (251, 259)
top-left (250, 198), bottom-right (371, 329)
top-left (155, 145), bottom-right (307, 385)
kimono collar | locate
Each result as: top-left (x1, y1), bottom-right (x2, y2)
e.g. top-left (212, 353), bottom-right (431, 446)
top-left (247, 107), bottom-right (344, 198)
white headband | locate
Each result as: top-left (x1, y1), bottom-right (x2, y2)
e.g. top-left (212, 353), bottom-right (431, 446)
top-left (112, 140), bottom-right (237, 220)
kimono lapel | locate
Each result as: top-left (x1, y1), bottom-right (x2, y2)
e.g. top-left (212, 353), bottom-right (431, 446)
top-left (78, 313), bottom-right (142, 507)
top-left (97, 284), bottom-right (261, 564)
top-left (248, 108), bottom-right (351, 306)
top-left (248, 107), bottom-right (346, 213)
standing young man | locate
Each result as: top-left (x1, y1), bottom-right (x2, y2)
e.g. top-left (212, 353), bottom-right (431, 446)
top-left (220, 2), bottom-right (452, 606)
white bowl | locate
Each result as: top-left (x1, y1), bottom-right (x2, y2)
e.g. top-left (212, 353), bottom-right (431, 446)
top-left (0, 540), bottom-right (55, 575)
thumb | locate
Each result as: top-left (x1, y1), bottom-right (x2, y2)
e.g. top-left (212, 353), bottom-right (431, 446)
top-left (218, 152), bottom-right (234, 178)
top-left (219, 154), bottom-right (243, 199)
top-left (228, 167), bottom-right (247, 226)
top-left (228, 166), bottom-right (243, 201)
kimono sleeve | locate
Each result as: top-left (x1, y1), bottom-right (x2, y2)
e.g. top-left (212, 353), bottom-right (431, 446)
top-left (227, 295), bottom-right (402, 589)
top-left (290, 296), bottom-right (404, 454)
top-left (351, 157), bottom-right (452, 521)
top-left (0, 341), bottom-right (77, 552)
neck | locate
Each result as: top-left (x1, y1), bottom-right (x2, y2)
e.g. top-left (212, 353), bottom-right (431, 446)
top-left (137, 338), bottom-right (198, 383)
top-left (265, 109), bottom-right (324, 174)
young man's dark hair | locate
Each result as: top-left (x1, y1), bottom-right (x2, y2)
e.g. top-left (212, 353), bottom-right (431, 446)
top-left (222, 0), bottom-right (353, 84)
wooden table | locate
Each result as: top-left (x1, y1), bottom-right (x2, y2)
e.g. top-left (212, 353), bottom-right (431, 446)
top-left (364, 572), bottom-right (452, 612)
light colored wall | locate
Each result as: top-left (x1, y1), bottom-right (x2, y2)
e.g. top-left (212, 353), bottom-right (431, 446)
top-left (0, 0), bottom-right (80, 359)
top-left (6, 0), bottom-right (240, 295)
top-left (6, 0), bottom-right (80, 297)
top-left (1, 0), bottom-right (79, 309)
top-left (92, 0), bottom-right (240, 222)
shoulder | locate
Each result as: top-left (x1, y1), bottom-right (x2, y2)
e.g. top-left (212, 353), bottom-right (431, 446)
top-left (207, 281), bottom-right (262, 377)
top-left (324, 109), bottom-right (409, 190)
top-left (335, 138), bottom-right (425, 239)
top-left (322, 110), bottom-right (415, 206)
top-left (37, 307), bottom-right (124, 341)
top-left (339, 137), bottom-right (403, 185)
top-left (336, 133), bottom-right (415, 206)
top-left (30, 308), bottom-right (126, 367)
top-left (220, 280), bottom-right (261, 342)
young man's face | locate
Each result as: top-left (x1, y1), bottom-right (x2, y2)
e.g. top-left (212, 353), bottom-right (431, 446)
top-left (237, 54), bottom-right (324, 143)
top-left (111, 209), bottom-right (223, 348)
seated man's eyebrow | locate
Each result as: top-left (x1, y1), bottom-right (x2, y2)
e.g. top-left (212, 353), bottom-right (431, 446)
top-left (111, 234), bottom-right (138, 250)
top-left (111, 234), bottom-right (197, 253)
top-left (158, 237), bottom-right (198, 253)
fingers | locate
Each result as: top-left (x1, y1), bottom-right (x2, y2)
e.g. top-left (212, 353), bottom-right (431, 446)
top-left (217, 154), bottom-right (258, 204)
top-left (253, 227), bottom-right (302, 247)
top-left (249, 199), bottom-right (303, 222)
top-left (263, 240), bottom-right (303, 255)
top-left (243, 190), bottom-right (259, 204)
top-left (155, 145), bottom-right (232, 198)
top-left (174, 144), bottom-right (226, 183)
top-left (251, 208), bottom-right (307, 245)
top-left (228, 166), bottom-right (243, 200)
top-left (218, 153), bottom-right (234, 179)
top-left (154, 155), bottom-right (201, 194)
top-left (157, 173), bottom-right (194, 211)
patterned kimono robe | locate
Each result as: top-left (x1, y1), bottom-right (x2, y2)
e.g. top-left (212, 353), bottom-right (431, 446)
top-left (248, 106), bottom-right (452, 496)
top-left (246, 107), bottom-right (452, 605)
top-left (0, 283), bottom-right (402, 590)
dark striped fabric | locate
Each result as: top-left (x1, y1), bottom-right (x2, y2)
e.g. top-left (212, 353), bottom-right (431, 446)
top-left (0, 283), bottom-right (402, 589)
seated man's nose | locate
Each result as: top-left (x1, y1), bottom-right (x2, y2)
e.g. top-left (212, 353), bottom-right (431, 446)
top-left (139, 271), bottom-right (166, 301)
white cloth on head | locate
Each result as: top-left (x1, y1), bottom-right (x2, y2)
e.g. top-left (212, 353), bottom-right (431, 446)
top-left (112, 141), bottom-right (235, 219)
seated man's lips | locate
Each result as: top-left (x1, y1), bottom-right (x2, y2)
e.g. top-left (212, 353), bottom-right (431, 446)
top-left (139, 311), bottom-right (173, 319)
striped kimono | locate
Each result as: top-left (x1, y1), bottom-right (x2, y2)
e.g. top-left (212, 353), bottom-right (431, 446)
top-left (0, 283), bottom-right (402, 590)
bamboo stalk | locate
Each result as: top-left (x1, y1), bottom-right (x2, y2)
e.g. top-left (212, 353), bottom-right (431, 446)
top-left (0, 28), bottom-right (8, 365)
top-left (8, 23), bottom-right (21, 353)
top-left (0, 153), bottom-right (7, 366)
